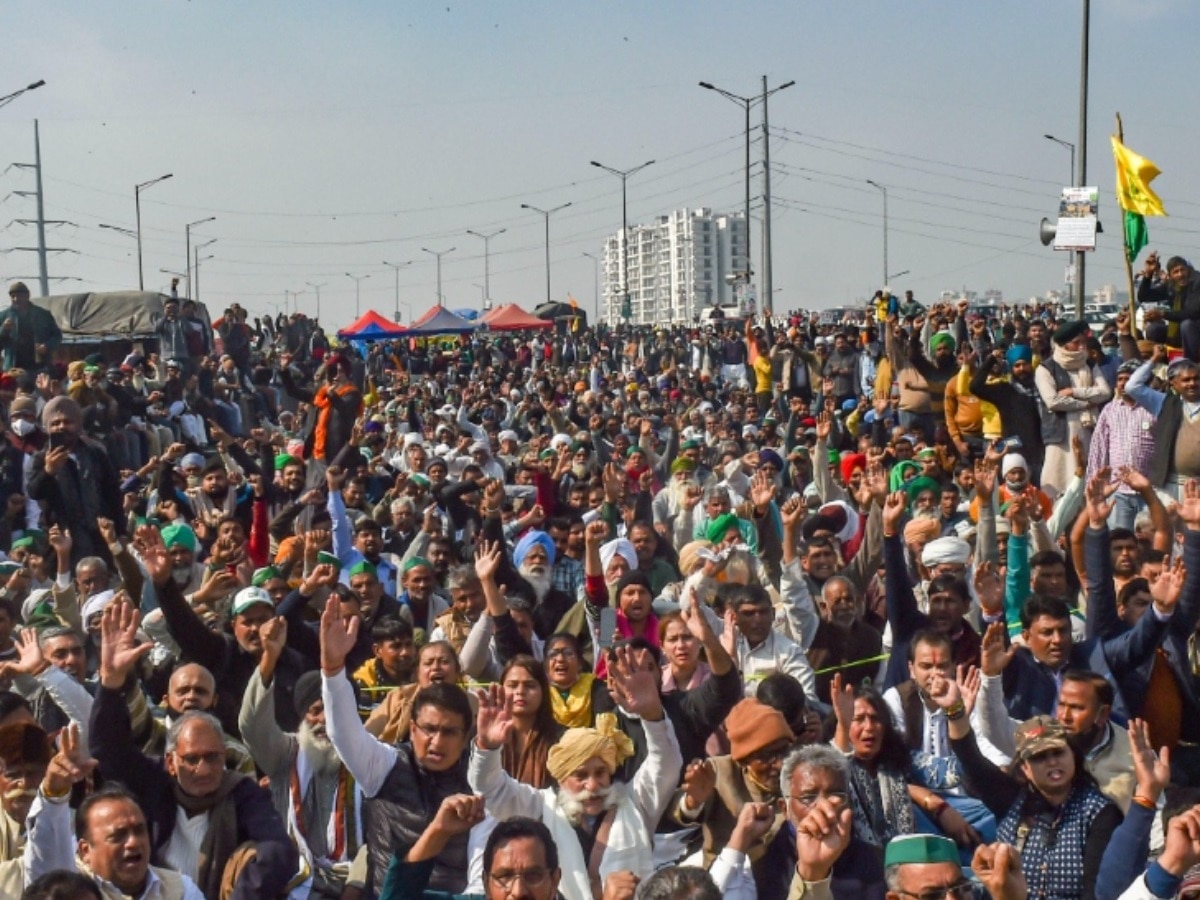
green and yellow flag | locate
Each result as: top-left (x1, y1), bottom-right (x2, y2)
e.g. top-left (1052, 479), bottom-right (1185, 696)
top-left (1111, 136), bottom-right (1166, 263)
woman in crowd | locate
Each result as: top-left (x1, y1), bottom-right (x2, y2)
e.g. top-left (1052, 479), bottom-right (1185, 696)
top-left (497, 653), bottom-right (563, 789)
top-left (364, 639), bottom-right (463, 743)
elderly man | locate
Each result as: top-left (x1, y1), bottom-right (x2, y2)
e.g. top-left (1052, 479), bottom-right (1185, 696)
top-left (240, 617), bottom-right (362, 899)
top-left (468, 650), bottom-right (682, 900)
top-left (510, 529), bottom-right (574, 639)
top-left (88, 600), bottom-right (297, 900)
top-left (27, 397), bottom-right (122, 567)
top-left (0, 281), bottom-right (61, 371)
top-left (803, 576), bottom-right (883, 707)
top-left (0, 720), bottom-right (55, 864)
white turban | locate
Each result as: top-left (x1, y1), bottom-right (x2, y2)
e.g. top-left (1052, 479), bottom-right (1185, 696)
top-left (81, 589), bottom-right (116, 625)
top-left (403, 433), bottom-right (425, 448)
top-left (600, 538), bottom-right (637, 574)
top-left (1001, 453), bottom-right (1028, 478)
top-left (498, 430), bottom-right (519, 445)
top-left (921, 537), bottom-right (972, 567)
top-left (550, 433), bottom-right (573, 451)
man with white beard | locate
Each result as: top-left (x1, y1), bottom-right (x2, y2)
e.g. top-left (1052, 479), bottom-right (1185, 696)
top-left (240, 616), bottom-right (362, 899)
top-left (651, 458), bottom-right (701, 547)
top-left (512, 530), bottom-right (575, 640)
top-left (468, 645), bottom-right (682, 900)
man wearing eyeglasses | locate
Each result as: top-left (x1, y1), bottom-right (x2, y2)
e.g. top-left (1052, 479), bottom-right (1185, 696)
top-left (0, 282), bottom-right (61, 372)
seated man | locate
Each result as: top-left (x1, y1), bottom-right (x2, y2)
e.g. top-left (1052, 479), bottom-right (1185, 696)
top-left (468, 647), bottom-right (683, 900)
top-left (87, 599), bottom-right (297, 900)
top-left (352, 615), bottom-right (417, 720)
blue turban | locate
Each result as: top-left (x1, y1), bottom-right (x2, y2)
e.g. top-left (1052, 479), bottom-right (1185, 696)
top-left (513, 530), bottom-right (556, 569)
top-left (758, 448), bottom-right (784, 471)
top-left (1005, 344), bottom-right (1033, 366)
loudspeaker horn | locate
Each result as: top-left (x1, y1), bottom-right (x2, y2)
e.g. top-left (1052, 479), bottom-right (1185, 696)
top-left (1039, 217), bottom-right (1057, 247)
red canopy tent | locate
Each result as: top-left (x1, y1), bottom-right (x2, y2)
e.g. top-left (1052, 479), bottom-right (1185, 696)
top-left (336, 310), bottom-right (407, 341)
top-left (482, 303), bottom-right (552, 331)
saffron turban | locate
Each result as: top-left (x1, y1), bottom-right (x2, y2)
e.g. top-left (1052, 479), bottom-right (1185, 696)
top-left (547, 713), bottom-right (635, 784)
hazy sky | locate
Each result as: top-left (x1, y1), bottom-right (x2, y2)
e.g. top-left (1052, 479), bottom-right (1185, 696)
top-left (2, 0), bottom-right (1197, 325)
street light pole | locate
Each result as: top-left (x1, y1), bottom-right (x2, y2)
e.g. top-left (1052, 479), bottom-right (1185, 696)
top-left (306, 282), bottom-right (326, 320)
top-left (1075, 0), bottom-right (1091, 318)
top-left (590, 161), bottom-right (653, 321)
top-left (520, 203), bottom-right (571, 306)
top-left (700, 82), bottom-right (755, 287)
top-left (0, 79), bottom-right (45, 112)
top-left (382, 261), bottom-right (412, 322)
top-left (192, 239), bottom-right (215, 303)
top-left (1043, 134), bottom-right (1076, 186)
top-left (135, 174), bottom-right (173, 291)
top-left (466, 228), bottom-right (505, 309)
top-left (866, 180), bottom-right (889, 288)
top-left (582, 252), bottom-right (600, 320)
top-left (185, 216), bottom-right (215, 300)
top-left (420, 248), bottom-right (455, 305)
top-left (761, 76), bottom-right (794, 313)
top-left (345, 273), bottom-right (370, 318)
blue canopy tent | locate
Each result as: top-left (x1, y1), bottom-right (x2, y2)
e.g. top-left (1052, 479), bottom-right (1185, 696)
top-left (336, 310), bottom-right (407, 342)
top-left (406, 305), bottom-right (479, 335)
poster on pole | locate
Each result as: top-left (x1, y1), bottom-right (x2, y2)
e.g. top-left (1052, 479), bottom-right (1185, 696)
top-left (1053, 187), bottom-right (1099, 252)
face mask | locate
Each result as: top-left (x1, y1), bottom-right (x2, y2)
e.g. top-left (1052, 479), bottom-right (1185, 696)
top-left (11, 419), bottom-right (35, 438)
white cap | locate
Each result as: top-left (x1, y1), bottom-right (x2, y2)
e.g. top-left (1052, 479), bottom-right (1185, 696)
top-left (1001, 453), bottom-right (1028, 478)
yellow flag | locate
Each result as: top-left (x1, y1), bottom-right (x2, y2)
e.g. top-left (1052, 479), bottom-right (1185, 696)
top-left (567, 294), bottom-right (579, 309)
top-left (1111, 136), bottom-right (1167, 217)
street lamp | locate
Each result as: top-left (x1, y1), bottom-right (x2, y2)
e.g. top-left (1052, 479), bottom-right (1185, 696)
top-left (185, 216), bottom-right (215, 299)
top-left (0, 80), bottom-right (44, 112)
top-left (306, 282), bottom-right (327, 320)
top-left (193, 239), bottom-right (215, 302)
top-left (866, 180), bottom-right (889, 289)
top-left (1043, 134), bottom-right (1076, 186)
top-left (466, 228), bottom-right (505, 309)
top-left (589, 161), bottom-right (653, 322)
top-left (520, 203), bottom-right (571, 306)
top-left (135, 173), bottom-right (173, 290)
top-left (421, 247), bottom-right (455, 304)
top-left (345, 272), bottom-right (371, 318)
top-left (582, 252), bottom-right (600, 320)
top-left (382, 261), bottom-right (412, 322)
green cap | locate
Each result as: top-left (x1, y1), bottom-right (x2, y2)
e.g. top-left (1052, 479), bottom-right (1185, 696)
top-left (275, 453), bottom-right (300, 471)
top-left (251, 566), bottom-right (281, 587)
top-left (160, 523), bottom-right (197, 553)
top-left (883, 834), bottom-right (960, 868)
top-left (404, 556), bottom-right (433, 573)
top-left (705, 512), bottom-right (740, 544)
top-left (669, 457), bottom-right (697, 475)
top-left (316, 551), bottom-right (341, 570)
top-left (348, 560), bottom-right (378, 579)
top-left (9, 537), bottom-right (35, 552)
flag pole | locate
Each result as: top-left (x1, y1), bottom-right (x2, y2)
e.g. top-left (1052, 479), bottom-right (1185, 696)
top-left (1116, 113), bottom-right (1140, 339)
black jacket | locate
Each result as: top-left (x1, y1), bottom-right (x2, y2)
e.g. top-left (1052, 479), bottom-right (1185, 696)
top-left (27, 437), bottom-right (123, 566)
top-left (969, 354), bottom-right (1045, 474)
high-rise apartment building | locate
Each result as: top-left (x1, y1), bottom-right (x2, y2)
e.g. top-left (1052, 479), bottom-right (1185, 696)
top-left (599, 208), bottom-right (749, 325)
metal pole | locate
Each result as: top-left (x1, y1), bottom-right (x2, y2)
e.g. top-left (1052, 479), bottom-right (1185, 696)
top-left (33, 120), bottom-right (48, 297)
top-left (583, 253), bottom-right (599, 320)
top-left (520, 206), bottom-right (569, 306)
top-left (136, 190), bottom-right (143, 291)
top-left (194, 246), bottom-right (199, 301)
top-left (761, 77), bottom-right (772, 312)
top-left (306, 282), bottom-right (326, 320)
top-left (743, 100), bottom-right (751, 286)
top-left (621, 177), bottom-right (629, 318)
top-left (467, 229), bottom-right (504, 308)
top-left (867, 180), bottom-right (888, 287)
top-left (1075, 0), bottom-right (1090, 318)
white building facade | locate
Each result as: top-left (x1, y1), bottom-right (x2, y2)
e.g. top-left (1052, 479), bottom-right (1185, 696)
top-left (600, 208), bottom-right (749, 325)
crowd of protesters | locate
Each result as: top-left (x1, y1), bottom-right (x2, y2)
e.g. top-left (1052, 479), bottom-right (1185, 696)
top-left (2, 258), bottom-right (1200, 900)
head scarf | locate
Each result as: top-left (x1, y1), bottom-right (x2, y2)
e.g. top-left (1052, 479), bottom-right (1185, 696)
top-left (758, 449), bottom-right (784, 471)
top-left (905, 476), bottom-right (942, 504)
top-left (160, 523), bottom-right (197, 553)
top-left (599, 538), bottom-right (637, 574)
top-left (903, 517), bottom-right (941, 546)
top-left (546, 713), bottom-right (635, 784)
top-left (514, 530), bottom-right (556, 569)
top-left (677, 540), bottom-right (714, 577)
top-left (705, 512), bottom-right (741, 544)
top-left (930, 332), bottom-right (956, 354)
top-left (1005, 343), bottom-right (1033, 366)
top-left (1001, 453), bottom-right (1028, 478)
top-left (921, 537), bottom-right (972, 567)
top-left (839, 452), bottom-right (866, 485)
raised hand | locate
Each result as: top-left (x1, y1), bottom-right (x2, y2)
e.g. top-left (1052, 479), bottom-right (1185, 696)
top-left (608, 645), bottom-right (665, 722)
top-left (882, 490), bottom-right (907, 535)
top-left (41, 723), bottom-right (98, 798)
top-left (830, 672), bottom-right (855, 730)
top-left (474, 541), bottom-right (503, 583)
top-left (1084, 469), bottom-right (1116, 528)
top-left (750, 471), bottom-right (775, 512)
top-left (474, 683), bottom-right (514, 751)
top-left (956, 664), bottom-right (981, 717)
top-left (681, 483), bottom-right (703, 511)
top-left (97, 518), bottom-right (118, 548)
top-left (99, 599), bottom-right (154, 689)
top-left (584, 519), bottom-right (609, 548)
top-left (720, 606), bottom-right (739, 658)
top-left (9, 629), bottom-right (46, 677)
top-left (260, 617), bottom-right (288, 668)
top-left (325, 465), bottom-right (348, 493)
top-left (973, 562), bottom-right (1003, 615)
top-left (815, 411), bottom-right (832, 443)
top-left (135, 525), bottom-right (172, 589)
top-left (972, 843), bottom-right (1028, 900)
top-left (602, 462), bottom-right (625, 503)
top-left (780, 495), bottom-right (804, 530)
top-left (1151, 557), bottom-right (1186, 615)
top-left (1127, 718), bottom-right (1171, 803)
top-left (974, 458), bottom-right (997, 501)
top-left (980, 621), bottom-right (1015, 677)
top-left (794, 799), bottom-right (853, 883)
top-left (864, 463), bottom-right (889, 506)
top-left (430, 793), bottom-right (486, 837)
top-left (319, 594), bottom-right (359, 675)
top-left (729, 800), bottom-right (775, 851)
top-left (681, 759), bottom-right (716, 812)
top-left (1178, 479), bottom-right (1200, 530)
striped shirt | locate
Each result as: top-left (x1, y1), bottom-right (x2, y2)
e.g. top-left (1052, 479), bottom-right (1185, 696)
top-left (1087, 396), bottom-right (1156, 493)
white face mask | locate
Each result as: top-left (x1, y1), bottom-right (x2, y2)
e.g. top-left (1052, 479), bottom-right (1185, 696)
top-left (11, 419), bottom-right (35, 438)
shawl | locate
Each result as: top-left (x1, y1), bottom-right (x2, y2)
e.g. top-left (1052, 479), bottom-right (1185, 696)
top-left (501, 723), bottom-right (563, 789)
top-left (0, 809), bottom-right (20, 863)
top-left (540, 783), bottom-right (652, 900)
top-left (172, 770), bottom-right (244, 900)
top-left (549, 673), bottom-right (597, 729)
top-left (1053, 343), bottom-right (1092, 378)
top-left (845, 757), bottom-right (913, 847)
top-left (287, 744), bottom-right (362, 870)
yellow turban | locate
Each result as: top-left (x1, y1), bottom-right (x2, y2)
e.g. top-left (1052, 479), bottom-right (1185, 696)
top-left (903, 517), bottom-right (941, 547)
top-left (547, 713), bottom-right (635, 784)
top-left (677, 540), bottom-right (713, 578)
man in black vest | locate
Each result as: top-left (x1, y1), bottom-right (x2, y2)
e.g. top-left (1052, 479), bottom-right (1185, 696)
top-left (1126, 352), bottom-right (1200, 502)
top-left (970, 345), bottom-right (1045, 480)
